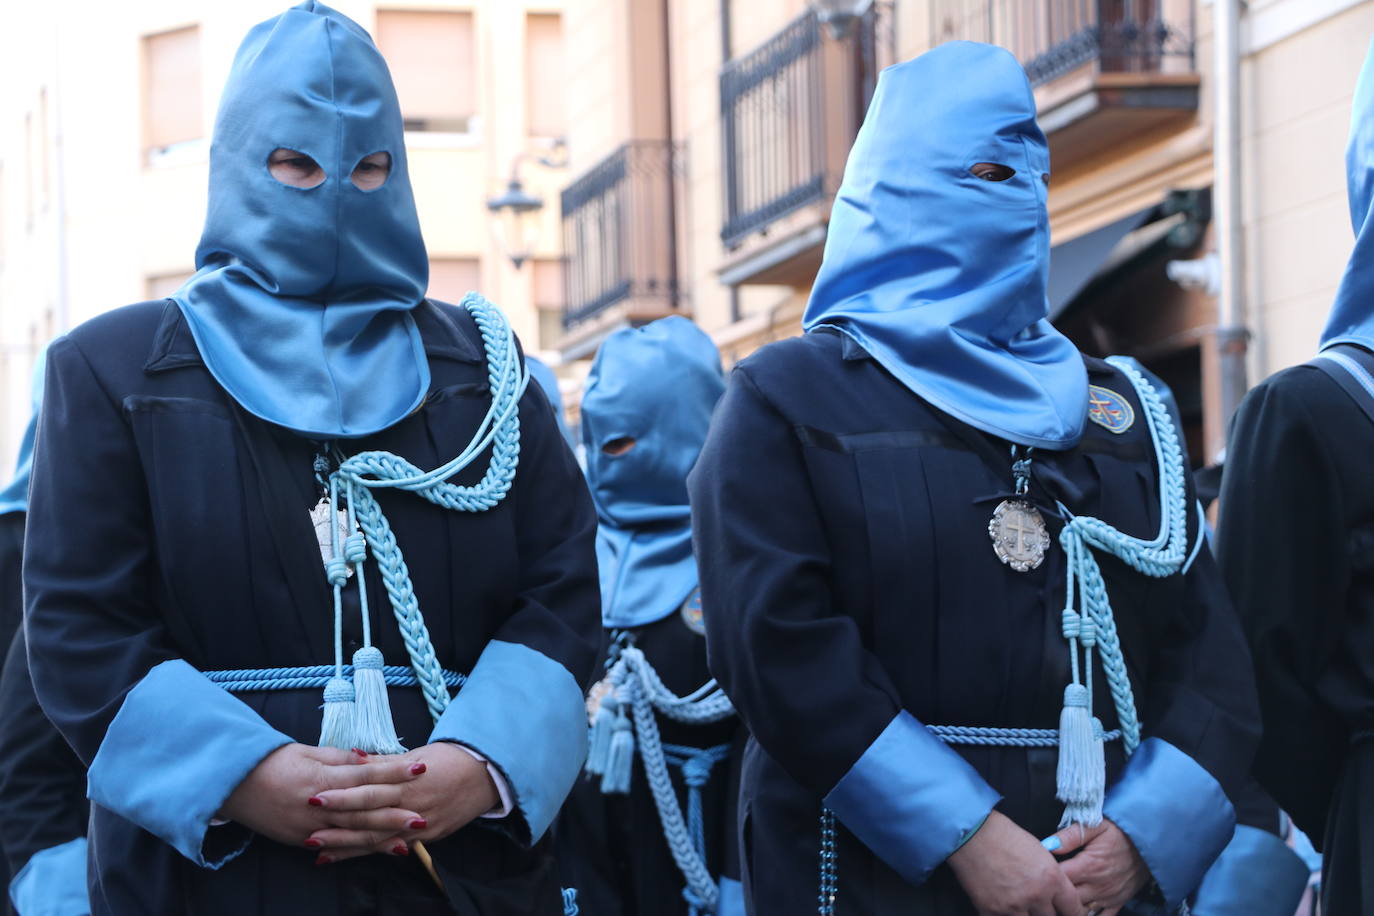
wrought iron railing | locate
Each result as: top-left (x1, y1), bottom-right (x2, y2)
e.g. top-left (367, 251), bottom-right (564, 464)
top-left (560, 140), bottom-right (679, 329)
top-left (929, 0), bottom-right (1194, 86)
top-left (719, 8), bottom-right (879, 247)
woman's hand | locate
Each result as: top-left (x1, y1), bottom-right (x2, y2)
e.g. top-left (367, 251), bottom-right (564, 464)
top-left (947, 810), bottom-right (1085, 916)
top-left (219, 744), bottom-right (425, 850)
top-left (1048, 820), bottom-right (1150, 915)
top-left (306, 742), bottom-right (499, 862)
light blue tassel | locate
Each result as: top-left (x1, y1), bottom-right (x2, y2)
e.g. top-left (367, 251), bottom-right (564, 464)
top-left (586, 694), bottom-right (618, 776)
top-left (349, 646), bottom-right (407, 754)
top-left (319, 676), bottom-right (356, 749)
top-left (1056, 683), bottom-right (1105, 827)
top-left (601, 705), bottom-right (635, 794)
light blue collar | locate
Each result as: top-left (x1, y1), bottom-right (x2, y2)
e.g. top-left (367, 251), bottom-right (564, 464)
top-left (0, 346), bottom-right (47, 516)
top-left (173, 2), bottom-right (430, 438)
top-left (1321, 37), bottom-right (1374, 355)
top-left (803, 41), bottom-right (1087, 450)
top-left (581, 317), bottom-right (724, 628)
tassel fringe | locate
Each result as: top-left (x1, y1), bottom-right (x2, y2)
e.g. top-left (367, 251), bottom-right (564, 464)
top-left (601, 705), bottom-right (635, 794)
top-left (349, 646), bottom-right (407, 754)
top-left (1056, 684), bottom-right (1105, 827)
top-left (586, 695), bottom-right (618, 777)
top-left (319, 676), bottom-right (357, 749)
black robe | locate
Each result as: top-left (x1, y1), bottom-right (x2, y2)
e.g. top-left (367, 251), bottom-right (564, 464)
top-left (689, 330), bottom-right (1260, 915)
top-left (1217, 356), bottom-right (1374, 913)
top-left (23, 299), bottom-right (600, 915)
top-left (555, 609), bottom-right (743, 915)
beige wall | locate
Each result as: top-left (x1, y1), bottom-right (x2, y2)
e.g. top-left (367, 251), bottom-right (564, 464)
top-left (1241, 0), bottom-right (1374, 378)
top-left (0, 0), bottom-right (571, 472)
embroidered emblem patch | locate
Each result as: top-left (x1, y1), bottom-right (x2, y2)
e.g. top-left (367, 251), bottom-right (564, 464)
top-left (1087, 385), bottom-right (1134, 434)
top-left (680, 588), bottom-right (706, 636)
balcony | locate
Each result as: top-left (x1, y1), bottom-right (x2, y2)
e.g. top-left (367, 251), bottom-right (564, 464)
top-left (717, 8), bottom-right (881, 286)
top-left (930, 0), bottom-right (1198, 171)
top-left (558, 140), bottom-right (681, 359)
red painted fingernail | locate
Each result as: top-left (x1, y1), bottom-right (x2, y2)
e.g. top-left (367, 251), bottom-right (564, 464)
top-left (307, 796), bottom-right (326, 807)
top-left (408, 817), bottom-right (427, 830)
top-left (409, 762), bottom-right (427, 775)
top-left (351, 748), bottom-right (368, 758)
top-left (303, 838), bottom-right (323, 849)
top-left (315, 853), bottom-right (334, 866)
top-left (392, 842), bottom-right (409, 856)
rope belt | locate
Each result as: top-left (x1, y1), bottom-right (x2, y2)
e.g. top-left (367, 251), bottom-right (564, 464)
top-left (205, 665), bottom-right (466, 693)
top-left (663, 743), bottom-right (733, 916)
top-left (586, 646), bottom-right (737, 915)
top-left (928, 725), bottom-right (1123, 747)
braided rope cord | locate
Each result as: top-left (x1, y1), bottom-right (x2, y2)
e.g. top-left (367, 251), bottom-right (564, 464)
top-left (608, 647), bottom-right (736, 913)
top-left (324, 295), bottom-right (528, 723)
top-left (1057, 357), bottom-right (1189, 754)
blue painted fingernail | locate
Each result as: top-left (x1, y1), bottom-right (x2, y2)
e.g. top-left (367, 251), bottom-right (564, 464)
top-left (1041, 836), bottom-right (1061, 851)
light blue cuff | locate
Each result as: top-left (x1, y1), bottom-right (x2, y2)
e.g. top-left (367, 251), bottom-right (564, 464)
top-left (823, 710), bottom-right (1001, 885)
top-left (717, 875), bottom-right (746, 916)
top-left (9, 837), bottom-right (89, 916)
top-left (1190, 825), bottom-right (1310, 915)
top-left (429, 640), bottom-right (586, 844)
top-left (1102, 737), bottom-right (1235, 908)
top-left (87, 660), bottom-right (291, 868)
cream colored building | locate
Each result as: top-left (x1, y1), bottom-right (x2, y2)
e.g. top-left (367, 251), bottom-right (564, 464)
top-left (553, 0), bottom-right (1374, 462)
top-left (0, 0), bottom-right (572, 471)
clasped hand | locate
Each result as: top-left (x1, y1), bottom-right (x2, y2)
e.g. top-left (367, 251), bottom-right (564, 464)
top-left (948, 810), bottom-right (1149, 916)
top-left (220, 742), bottom-right (499, 864)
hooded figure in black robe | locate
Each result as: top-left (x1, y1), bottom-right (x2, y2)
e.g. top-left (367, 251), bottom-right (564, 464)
top-left (555, 317), bottom-right (745, 916)
top-left (1217, 34), bottom-right (1374, 916)
top-left (22, 4), bottom-right (599, 914)
top-left (0, 348), bottom-right (91, 916)
top-left (688, 42), bottom-right (1260, 916)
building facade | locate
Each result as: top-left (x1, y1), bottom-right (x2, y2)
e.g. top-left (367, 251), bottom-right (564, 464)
top-left (0, 0), bottom-right (572, 469)
top-left (553, 0), bottom-right (1374, 464)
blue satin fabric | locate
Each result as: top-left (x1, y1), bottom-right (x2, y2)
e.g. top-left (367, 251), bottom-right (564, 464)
top-left (580, 317), bottom-right (724, 628)
top-left (802, 41), bottom-right (1087, 450)
top-left (173, 1), bottom-right (430, 438)
top-left (1190, 825), bottom-right (1309, 916)
top-left (1101, 737), bottom-right (1236, 908)
top-left (526, 356), bottom-right (573, 447)
top-left (8, 837), bottom-right (89, 916)
top-left (429, 639), bottom-right (587, 844)
top-left (86, 660), bottom-right (291, 868)
top-left (0, 347), bottom-right (46, 516)
top-left (1322, 37), bottom-right (1374, 353)
top-left (823, 710), bottom-right (1000, 886)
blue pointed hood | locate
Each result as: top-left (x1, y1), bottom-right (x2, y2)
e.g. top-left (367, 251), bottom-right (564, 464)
top-left (1321, 37), bottom-right (1374, 353)
top-left (581, 317), bottom-right (724, 628)
top-left (0, 346), bottom-right (47, 516)
top-left (172, 1), bottom-right (430, 438)
top-left (803, 41), bottom-right (1087, 449)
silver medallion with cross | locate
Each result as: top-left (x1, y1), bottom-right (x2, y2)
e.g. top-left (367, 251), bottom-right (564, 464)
top-left (988, 446), bottom-right (1050, 572)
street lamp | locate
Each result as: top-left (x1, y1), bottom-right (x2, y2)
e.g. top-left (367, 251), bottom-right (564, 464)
top-left (485, 173), bottom-right (545, 271)
top-left (808, 0), bottom-right (873, 39)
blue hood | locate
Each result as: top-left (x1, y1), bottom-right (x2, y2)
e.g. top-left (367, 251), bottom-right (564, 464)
top-left (0, 347), bottom-right (47, 516)
top-left (173, 1), bottom-right (430, 439)
top-left (1321, 37), bottom-right (1374, 353)
top-left (803, 41), bottom-right (1087, 450)
top-left (581, 317), bottom-right (724, 628)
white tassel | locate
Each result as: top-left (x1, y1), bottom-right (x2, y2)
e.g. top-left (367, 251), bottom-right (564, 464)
top-left (319, 676), bottom-right (356, 750)
top-left (349, 646), bottom-right (406, 754)
top-left (600, 705), bottom-right (634, 795)
top-left (1056, 683), bottom-right (1105, 827)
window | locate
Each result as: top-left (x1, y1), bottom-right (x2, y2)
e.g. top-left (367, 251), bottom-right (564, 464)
top-left (532, 258), bottom-right (563, 350)
top-left (145, 271), bottom-right (194, 300)
top-left (375, 10), bottom-right (477, 134)
top-left (427, 258), bottom-right (482, 303)
top-left (143, 26), bottom-right (204, 158)
top-left (525, 13), bottom-right (565, 140)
